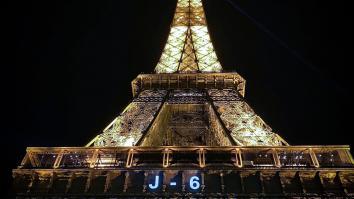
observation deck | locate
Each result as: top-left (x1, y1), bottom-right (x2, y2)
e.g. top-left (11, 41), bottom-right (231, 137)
top-left (13, 145), bottom-right (354, 198)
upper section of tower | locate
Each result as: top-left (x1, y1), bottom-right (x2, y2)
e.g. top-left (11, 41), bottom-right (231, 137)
top-left (155, 0), bottom-right (223, 74)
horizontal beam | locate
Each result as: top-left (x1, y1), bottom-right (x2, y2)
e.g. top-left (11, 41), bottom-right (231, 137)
top-left (12, 169), bottom-right (354, 197)
top-left (131, 72), bottom-right (246, 97)
top-left (18, 146), bottom-right (354, 170)
top-left (25, 145), bottom-right (352, 151)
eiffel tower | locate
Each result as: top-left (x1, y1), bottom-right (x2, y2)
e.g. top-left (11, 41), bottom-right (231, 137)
top-left (13, 0), bottom-right (354, 198)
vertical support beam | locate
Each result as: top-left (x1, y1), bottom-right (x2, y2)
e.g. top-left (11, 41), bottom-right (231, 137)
top-left (163, 149), bottom-right (171, 168)
top-left (181, 171), bottom-right (186, 192)
top-left (123, 172), bottom-right (129, 193)
top-left (337, 171), bottom-right (349, 195)
top-left (168, 76), bottom-right (171, 89)
top-left (297, 171), bottom-right (306, 194)
top-left (233, 149), bottom-right (243, 168)
top-left (19, 153), bottom-right (29, 169)
top-left (276, 171), bottom-right (284, 195)
top-left (47, 172), bottom-right (56, 193)
top-left (28, 151), bottom-right (40, 168)
top-left (237, 149), bottom-right (243, 168)
top-left (162, 171), bottom-right (167, 193)
top-left (259, 171), bottom-right (265, 194)
top-left (220, 172), bottom-right (225, 193)
top-left (90, 149), bottom-right (99, 168)
top-left (346, 149), bottom-right (354, 165)
top-left (214, 75), bottom-right (216, 88)
top-left (85, 171), bottom-right (94, 193)
top-left (104, 171), bottom-right (112, 193)
top-left (233, 75), bottom-right (236, 86)
top-left (126, 149), bottom-right (134, 168)
top-left (27, 171), bottom-right (37, 193)
top-left (272, 149), bottom-right (281, 168)
top-left (309, 148), bottom-right (320, 168)
top-left (131, 79), bottom-right (138, 98)
top-left (177, 75), bottom-right (180, 88)
top-left (149, 77), bottom-right (152, 89)
top-left (159, 75), bottom-right (162, 89)
top-left (143, 171), bottom-right (148, 193)
top-left (65, 173), bottom-right (75, 194)
top-left (278, 172), bottom-right (286, 195)
top-left (195, 76), bottom-right (198, 88)
top-left (239, 172), bottom-right (245, 193)
top-left (201, 171), bottom-right (205, 193)
top-left (53, 150), bottom-right (64, 169)
top-left (316, 171), bottom-right (325, 194)
top-left (198, 148), bottom-right (206, 168)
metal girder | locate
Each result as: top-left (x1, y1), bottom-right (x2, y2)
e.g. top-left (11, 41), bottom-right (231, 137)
top-left (13, 146), bottom-right (354, 197)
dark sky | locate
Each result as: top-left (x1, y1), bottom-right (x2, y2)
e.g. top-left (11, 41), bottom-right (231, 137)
top-left (4, 0), bottom-right (353, 196)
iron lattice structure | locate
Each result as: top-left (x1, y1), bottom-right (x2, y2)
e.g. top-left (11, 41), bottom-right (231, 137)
top-left (13, 146), bottom-right (354, 198)
top-left (155, 0), bottom-right (222, 73)
top-left (92, 0), bottom-right (288, 148)
top-left (13, 0), bottom-right (354, 198)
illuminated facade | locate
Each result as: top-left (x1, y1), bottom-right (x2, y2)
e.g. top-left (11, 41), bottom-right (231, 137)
top-left (155, 0), bottom-right (222, 73)
top-left (92, 0), bottom-right (287, 147)
top-left (13, 0), bottom-right (354, 198)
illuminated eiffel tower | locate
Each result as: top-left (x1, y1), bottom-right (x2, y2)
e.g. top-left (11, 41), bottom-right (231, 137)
top-left (13, 0), bottom-right (354, 198)
top-left (91, 0), bottom-right (287, 148)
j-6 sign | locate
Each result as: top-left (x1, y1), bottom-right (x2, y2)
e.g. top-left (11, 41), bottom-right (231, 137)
top-left (145, 170), bottom-right (203, 192)
top-left (149, 175), bottom-right (201, 190)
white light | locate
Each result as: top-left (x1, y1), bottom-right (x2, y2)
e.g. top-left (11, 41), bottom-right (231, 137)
top-left (149, 176), bottom-right (160, 189)
top-left (122, 138), bottom-right (136, 147)
top-left (189, 176), bottom-right (201, 190)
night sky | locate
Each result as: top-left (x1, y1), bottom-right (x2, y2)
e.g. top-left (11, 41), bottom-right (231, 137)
top-left (4, 0), bottom-right (353, 196)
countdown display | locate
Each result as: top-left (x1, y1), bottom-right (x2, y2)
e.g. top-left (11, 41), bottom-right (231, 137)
top-left (147, 171), bottom-right (201, 192)
top-left (118, 170), bottom-right (245, 194)
top-left (14, 146), bottom-right (353, 197)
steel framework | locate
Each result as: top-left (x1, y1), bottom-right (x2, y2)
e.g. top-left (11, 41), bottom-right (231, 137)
top-left (13, 0), bottom-right (354, 198)
top-left (155, 0), bottom-right (222, 73)
top-left (90, 0), bottom-right (289, 147)
top-left (13, 146), bottom-right (354, 198)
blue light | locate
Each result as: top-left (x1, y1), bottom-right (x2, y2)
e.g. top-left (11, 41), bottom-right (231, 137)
top-left (149, 175), bottom-right (159, 189)
top-left (189, 176), bottom-right (200, 190)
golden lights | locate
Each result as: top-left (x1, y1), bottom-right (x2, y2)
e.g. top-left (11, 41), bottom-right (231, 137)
top-left (155, 0), bottom-right (222, 73)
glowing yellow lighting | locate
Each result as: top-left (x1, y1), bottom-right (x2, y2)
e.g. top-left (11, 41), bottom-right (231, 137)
top-left (155, 0), bottom-right (222, 73)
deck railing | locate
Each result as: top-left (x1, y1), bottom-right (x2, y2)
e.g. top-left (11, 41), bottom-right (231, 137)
top-left (19, 146), bottom-right (354, 170)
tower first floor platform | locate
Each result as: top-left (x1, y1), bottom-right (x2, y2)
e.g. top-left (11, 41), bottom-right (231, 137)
top-left (13, 145), bottom-right (354, 198)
